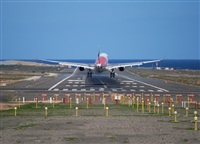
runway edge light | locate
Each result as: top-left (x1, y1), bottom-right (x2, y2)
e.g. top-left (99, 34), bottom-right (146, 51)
top-left (45, 107), bottom-right (48, 116)
top-left (194, 116), bottom-right (198, 130)
top-left (76, 107), bottom-right (78, 116)
top-left (174, 111), bottom-right (177, 122)
top-left (106, 107), bottom-right (109, 117)
top-left (14, 107), bottom-right (17, 116)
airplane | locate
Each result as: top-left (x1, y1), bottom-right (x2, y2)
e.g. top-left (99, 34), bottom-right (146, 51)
top-left (39, 51), bottom-right (160, 78)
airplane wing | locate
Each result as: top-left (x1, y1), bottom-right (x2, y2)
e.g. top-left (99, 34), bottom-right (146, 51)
top-left (38, 59), bottom-right (95, 70)
top-left (106, 60), bottom-right (161, 70)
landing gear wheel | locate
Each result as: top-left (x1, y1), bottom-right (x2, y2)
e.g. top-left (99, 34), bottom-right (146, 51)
top-left (87, 72), bottom-right (92, 78)
top-left (89, 72), bottom-right (92, 77)
top-left (110, 72), bottom-right (115, 78)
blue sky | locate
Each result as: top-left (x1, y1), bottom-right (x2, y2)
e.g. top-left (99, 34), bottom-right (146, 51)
top-left (1, 0), bottom-right (199, 59)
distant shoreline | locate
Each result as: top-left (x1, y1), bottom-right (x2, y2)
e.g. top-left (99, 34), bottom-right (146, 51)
top-left (1, 59), bottom-right (199, 70)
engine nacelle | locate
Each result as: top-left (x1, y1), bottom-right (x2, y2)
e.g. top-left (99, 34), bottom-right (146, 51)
top-left (118, 67), bottom-right (125, 71)
top-left (79, 67), bottom-right (85, 71)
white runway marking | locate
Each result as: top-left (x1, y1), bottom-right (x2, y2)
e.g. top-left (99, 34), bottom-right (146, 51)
top-left (48, 68), bottom-right (78, 91)
top-left (90, 88), bottom-right (95, 91)
top-left (99, 88), bottom-right (104, 91)
top-left (122, 81), bottom-right (133, 83)
top-left (68, 80), bottom-right (84, 82)
top-left (118, 72), bottom-right (169, 92)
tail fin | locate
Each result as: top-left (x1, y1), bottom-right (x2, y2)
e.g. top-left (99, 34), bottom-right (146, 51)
top-left (98, 50), bottom-right (100, 63)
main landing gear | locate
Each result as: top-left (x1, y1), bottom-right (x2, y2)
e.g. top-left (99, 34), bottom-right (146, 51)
top-left (87, 71), bottom-right (92, 78)
top-left (110, 72), bottom-right (115, 78)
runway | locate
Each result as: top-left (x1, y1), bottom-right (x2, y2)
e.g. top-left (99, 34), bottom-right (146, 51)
top-left (48, 68), bottom-right (169, 93)
top-left (1, 68), bottom-right (199, 101)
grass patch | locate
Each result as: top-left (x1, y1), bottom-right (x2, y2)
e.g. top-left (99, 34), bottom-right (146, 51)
top-left (0, 102), bottom-right (192, 118)
top-left (64, 137), bottom-right (78, 142)
top-left (0, 127), bottom-right (5, 130)
top-left (178, 120), bottom-right (190, 123)
top-left (157, 120), bottom-right (164, 122)
top-left (123, 137), bottom-right (129, 143)
top-left (186, 127), bottom-right (199, 130)
top-left (66, 121), bottom-right (73, 124)
top-left (82, 114), bottom-right (103, 117)
top-left (168, 120), bottom-right (180, 123)
top-left (14, 123), bottom-right (36, 130)
top-left (16, 140), bottom-right (22, 143)
top-left (109, 136), bottom-right (116, 142)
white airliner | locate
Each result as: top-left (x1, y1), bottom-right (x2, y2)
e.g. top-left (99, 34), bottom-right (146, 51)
top-left (40, 51), bottom-right (160, 78)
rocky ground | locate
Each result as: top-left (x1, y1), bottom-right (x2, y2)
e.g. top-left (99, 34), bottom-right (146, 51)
top-left (0, 101), bottom-right (199, 144)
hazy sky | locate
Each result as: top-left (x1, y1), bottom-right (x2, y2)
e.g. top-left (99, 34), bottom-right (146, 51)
top-left (1, 0), bottom-right (199, 59)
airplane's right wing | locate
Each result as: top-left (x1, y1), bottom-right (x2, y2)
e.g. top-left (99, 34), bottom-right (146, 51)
top-left (38, 59), bottom-right (95, 70)
top-left (106, 60), bottom-right (161, 70)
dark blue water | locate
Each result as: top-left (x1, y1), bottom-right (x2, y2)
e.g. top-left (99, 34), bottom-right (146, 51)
top-left (2, 59), bottom-right (200, 70)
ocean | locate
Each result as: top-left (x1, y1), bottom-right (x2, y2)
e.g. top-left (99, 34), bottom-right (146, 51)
top-left (1, 59), bottom-right (199, 70)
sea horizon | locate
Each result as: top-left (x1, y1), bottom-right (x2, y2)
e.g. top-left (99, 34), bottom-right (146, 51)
top-left (1, 59), bottom-right (199, 70)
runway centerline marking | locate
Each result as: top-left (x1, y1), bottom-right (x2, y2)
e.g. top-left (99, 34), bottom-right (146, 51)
top-left (117, 73), bottom-right (169, 92)
top-left (96, 77), bottom-right (107, 88)
top-left (48, 68), bottom-right (78, 91)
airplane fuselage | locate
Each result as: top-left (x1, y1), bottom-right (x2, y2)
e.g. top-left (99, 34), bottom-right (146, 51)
top-left (94, 53), bottom-right (108, 73)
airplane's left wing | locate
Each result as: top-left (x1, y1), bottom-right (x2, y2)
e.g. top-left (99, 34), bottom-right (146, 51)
top-left (38, 59), bottom-right (95, 70)
top-left (106, 60), bottom-right (161, 70)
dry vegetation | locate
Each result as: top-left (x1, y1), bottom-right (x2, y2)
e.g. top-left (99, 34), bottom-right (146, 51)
top-left (0, 64), bottom-right (65, 86)
top-left (127, 68), bottom-right (200, 86)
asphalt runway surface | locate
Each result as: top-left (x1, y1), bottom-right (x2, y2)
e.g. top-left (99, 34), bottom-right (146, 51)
top-left (1, 68), bottom-right (199, 102)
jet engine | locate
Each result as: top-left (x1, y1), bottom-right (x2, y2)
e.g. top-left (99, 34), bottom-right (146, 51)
top-left (118, 67), bottom-right (125, 71)
top-left (79, 67), bottom-right (85, 71)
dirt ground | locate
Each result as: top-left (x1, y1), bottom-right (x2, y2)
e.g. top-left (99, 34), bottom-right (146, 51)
top-left (0, 101), bottom-right (199, 144)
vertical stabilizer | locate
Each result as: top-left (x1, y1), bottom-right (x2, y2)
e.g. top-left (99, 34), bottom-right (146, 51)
top-left (98, 50), bottom-right (100, 64)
